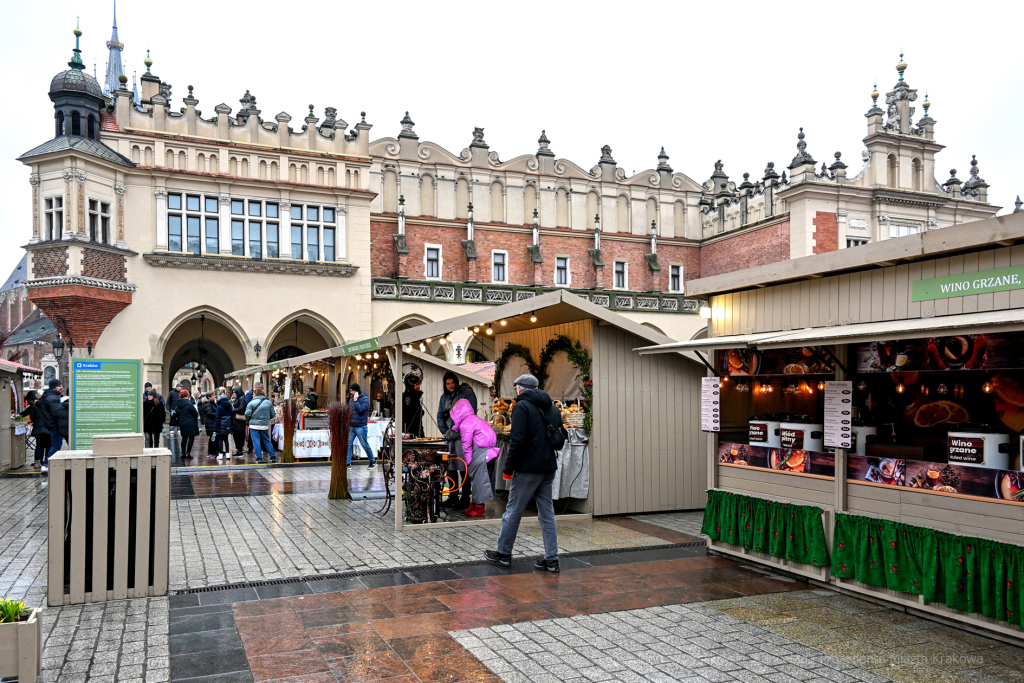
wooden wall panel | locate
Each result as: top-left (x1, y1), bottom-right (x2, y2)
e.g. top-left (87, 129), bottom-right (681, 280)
top-left (716, 465), bottom-right (834, 507)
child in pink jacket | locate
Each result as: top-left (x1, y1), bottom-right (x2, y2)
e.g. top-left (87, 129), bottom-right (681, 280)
top-left (450, 398), bottom-right (500, 517)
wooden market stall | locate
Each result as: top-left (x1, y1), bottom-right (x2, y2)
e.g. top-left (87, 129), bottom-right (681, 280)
top-left (377, 289), bottom-right (708, 530)
top-left (2, 360), bottom-right (43, 472)
top-left (392, 348), bottom-right (491, 439)
top-left (638, 211), bottom-right (1024, 643)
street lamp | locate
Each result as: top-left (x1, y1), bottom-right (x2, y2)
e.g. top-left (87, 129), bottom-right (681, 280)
top-left (52, 335), bottom-right (65, 361)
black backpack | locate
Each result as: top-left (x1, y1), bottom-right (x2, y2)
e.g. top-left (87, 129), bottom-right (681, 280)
top-left (538, 404), bottom-right (568, 453)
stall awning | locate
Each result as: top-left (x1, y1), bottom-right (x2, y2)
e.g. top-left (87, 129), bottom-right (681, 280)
top-left (395, 348), bottom-right (492, 386)
top-left (635, 309), bottom-right (1024, 355)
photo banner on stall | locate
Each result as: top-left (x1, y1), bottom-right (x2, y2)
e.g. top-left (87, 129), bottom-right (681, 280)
top-left (718, 442), bottom-right (836, 476)
top-left (824, 381), bottom-right (853, 449)
top-left (70, 358), bottom-right (142, 450)
top-left (848, 454), bottom-right (1023, 504)
top-left (701, 377), bottom-right (720, 432)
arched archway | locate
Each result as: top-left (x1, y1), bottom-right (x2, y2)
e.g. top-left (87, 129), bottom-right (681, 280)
top-left (383, 314), bottom-right (433, 335)
top-left (265, 310), bottom-right (343, 359)
top-left (159, 311), bottom-right (249, 392)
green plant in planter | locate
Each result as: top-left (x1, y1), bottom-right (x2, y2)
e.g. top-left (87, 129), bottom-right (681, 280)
top-left (0, 598), bottom-right (25, 623)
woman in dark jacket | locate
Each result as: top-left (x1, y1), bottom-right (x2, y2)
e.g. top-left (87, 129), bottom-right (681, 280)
top-left (175, 390), bottom-right (201, 459)
top-left (198, 393), bottom-right (217, 455)
top-left (20, 392), bottom-right (50, 468)
top-left (57, 397), bottom-right (70, 447)
top-left (230, 387), bottom-right (247, 456)
top-left (142, 391), bottom-right (166, 448)
top-left (214, 394), bottom-right (235, 459)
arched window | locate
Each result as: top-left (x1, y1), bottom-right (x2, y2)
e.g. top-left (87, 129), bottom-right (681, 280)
top-left (241, 158), bottom-right (249, 177)
top-left (912, 157), bottom-right (923, 192)
top-left (645, 197), bottom-right (658, 234)
top-left (196, 152), bottom-right (206, 172)
top-left (166, 149), bottom-right (175, 168)
top-left (887, 154), bottom-right (898, 189)
top-left (345, 169), bottom-right (352, 187)
top-left (327, 168), bottom-right (335, 186)
top-left (300, 165), bottom-right (308, 183)
top-left (317, 166), bottom-right (325, 185)
top-left (144, 147), bottom-right (154, 166)
top-left (456, 177), bottom-right (470, 218)
top-left (420, 175), bottom-right (436, 217)
top-left (209, 154), bottom-right (218, 173)
top-left (178, 151), bottom-right (187, 170)
top-left (71, 111), bottom-right (81, 136)
top-left (616, 195), bottom-right (629, 234)
top-left (673, 200), bottom-right (685, 236)
top-left (87, 115), bottom-right (96, 139)
top-left (56, 111), bottom-right (65, 137)
top-left (131, 145), bottom-right (141, 164)
top-left (586, 191), bottom-right (599, 228)
top-left (289, 163), bottom-right (297, 182)
top-left (523, 184), bottom-right (538, 224)
top-left (230, 157), bottom-right (238, 175)
top-left (271, 161), bottom-right (279, 180)
top-left (556, 187), bottom-right (568, 227)
top-left (383, 169), bottom-right (398, 212)
top-left (490, 181), bottom-right (504, 223)
top-left (259, 160), bottom-right (267, 180)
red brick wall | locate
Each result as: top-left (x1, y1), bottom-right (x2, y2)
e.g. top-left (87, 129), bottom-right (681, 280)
top-left (372, 218), bottom-right (700, 291)
top-left (81, 248), bottom-right (127, 282)
top-left (31, 246), bottom-right (69, 278)
top-left (813, 211), bottom-right (838, 254)
top-left (699, 221), bottom-right (790, 278)
top-left (28, 285), bottom-right (131, 348)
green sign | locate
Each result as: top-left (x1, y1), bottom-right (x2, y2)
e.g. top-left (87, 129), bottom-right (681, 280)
top-left (912, 265), bottom-right (1024, 302)
top-left (267, 362), bottom-right (283, 371)
top-left (341, 337), bottom-right (380, 356)
top-left (70, 358), bottom-right (142, 450)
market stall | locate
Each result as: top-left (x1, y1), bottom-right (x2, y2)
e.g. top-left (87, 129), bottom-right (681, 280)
top-left (638, 211), bottom-right (1024, 642)
top-left (377, 289), bottom-right (708, 530)
top-left (2, 360), bottom-right (42, 472)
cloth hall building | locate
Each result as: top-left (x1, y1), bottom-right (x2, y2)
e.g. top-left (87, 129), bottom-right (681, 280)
top-left (15, 20), bottom-right (1006, 396)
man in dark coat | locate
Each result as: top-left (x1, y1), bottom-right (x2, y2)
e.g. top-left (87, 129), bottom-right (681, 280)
top-left (401, 376), bottom-right (424, 438)
top-left (486, 374), bottom-right (562, 572)
top-left (198, 393), bottom-right (218, 456)
top-left (346, 383), bottom-right (376, 468)
top-left (20, 391), bottom-right (50, 468)
top-left (304, 387), bottom-right (319, 410)
top-left (436, 371), bottom-right (477, 509)
top-left (41, 378), bottom-right (65, 460)
top-left (230, 387), bottom-right (247, 456)
top-left (175, 390), bottom-right (201, 460)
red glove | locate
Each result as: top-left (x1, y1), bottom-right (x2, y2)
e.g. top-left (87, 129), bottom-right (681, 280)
top-left (503, 473), bottom-right (513, 480)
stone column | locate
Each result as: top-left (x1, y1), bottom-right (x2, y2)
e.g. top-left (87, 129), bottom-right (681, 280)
top-left (62, 170), bottom-right (74, 238)
top-left (75, 171), bottom-right (88, 239)
top-left (336, 205), bottom-right (347, 262)
top-left (154, 188), bottom-right (168, 250)
top-left (29, 174), bottom-right (41, 244)
top-left (280, 201), bottom-right (293, 259)
top-left (115, 182), bottom-right (127, 249)
top-left (219, 193), bottom-right (232, 255)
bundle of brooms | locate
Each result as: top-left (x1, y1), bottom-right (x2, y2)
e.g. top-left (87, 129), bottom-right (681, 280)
top-left (280, 399), bottom-right (301, 464)
top-left (328, 400), bottom-right (352, 499)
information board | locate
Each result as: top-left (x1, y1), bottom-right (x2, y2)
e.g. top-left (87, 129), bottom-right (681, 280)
top-left (823, 380), bottom-right (853, 449)
top-left (70, 358), bottom-right (142, 450)
top-left (700, 377), bottom-right (721, 433)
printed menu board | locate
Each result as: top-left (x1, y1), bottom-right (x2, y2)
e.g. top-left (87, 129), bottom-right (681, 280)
top-left (70, 359), bottom-right (142, 450)
top-left (701, 377), bottom-right (720, 432)
top-left (824, 381), bottom-right (853, 449)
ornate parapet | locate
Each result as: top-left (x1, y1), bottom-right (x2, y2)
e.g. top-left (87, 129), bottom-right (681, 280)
top-left (143, 252), bottom-right (359, 277)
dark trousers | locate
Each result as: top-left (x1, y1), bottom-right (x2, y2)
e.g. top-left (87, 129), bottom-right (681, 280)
top-left (34, 433), bottom-right (50, 462)
top-left (144, 431), bottom-right (161, 448)
top-left (181, 434), bottom-right (195, 458)
top-left (232, 430), bottom-right (245, 454)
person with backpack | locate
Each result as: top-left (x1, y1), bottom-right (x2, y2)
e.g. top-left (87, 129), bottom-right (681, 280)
top-left (244, 384), bottom-right (276, 462)
top-left (485, 374), bottom-right (565, 573)
top-left (214, 392), bottom-right (234, 460)
top-left (449, 397), bottom-right (500, 518)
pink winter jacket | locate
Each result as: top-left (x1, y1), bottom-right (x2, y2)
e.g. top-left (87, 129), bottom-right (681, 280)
top-left (450, 398), bottom-right (500, 466)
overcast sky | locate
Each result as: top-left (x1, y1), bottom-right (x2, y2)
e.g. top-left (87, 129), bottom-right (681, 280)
top-left (2, 1), bottom-right (1022, 287)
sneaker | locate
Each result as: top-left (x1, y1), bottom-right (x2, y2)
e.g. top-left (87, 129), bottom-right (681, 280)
top-left (484, 550), bottom-right (511, 567)
top-left (367, 463), bottom-right (377, 470)
top-left (32, 462), bottom-right (40, 470)
top-left (534, 558), bottom-right (560, 573)
top-left (40, 466), bottom-right (48, 473)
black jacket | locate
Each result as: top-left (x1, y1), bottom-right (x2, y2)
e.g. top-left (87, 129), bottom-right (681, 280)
top-left (231, 390), bottom-right (247, 432)
top-left (304, 391), bottom-right (318, 410)
top-left (175, 396), bottom-right (201, 437)
top-left (57, 399), bottom-right (70, 442)
top-left (436, 371), bottom-right (478, 434)
top-left (22, 402), bottom-right (49, 436)
top-left (504, 388), bottom-right (560, 475)
top-left (143, 398), bottom-right (166, 434)
top-left (39, 388), bottom-right (62, 431)
top-left (198, 398), bottom-right (217, 434)
top-left (402, 388), bottom-right (424, 437)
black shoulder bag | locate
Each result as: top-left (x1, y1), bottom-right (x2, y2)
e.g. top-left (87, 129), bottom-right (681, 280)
top-left (538, 404), bottom-right (569, 453)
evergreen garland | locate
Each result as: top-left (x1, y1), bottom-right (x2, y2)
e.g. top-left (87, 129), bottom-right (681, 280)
top-left (538, 335), bottom-right (593, 434)
top-left (492, 343), bottom-right (539, 395)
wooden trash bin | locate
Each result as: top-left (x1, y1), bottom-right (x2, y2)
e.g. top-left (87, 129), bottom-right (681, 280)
top-left (47, 436), bottom-right (171, 606)
top-left (0, 607), bottom-right (42, 682)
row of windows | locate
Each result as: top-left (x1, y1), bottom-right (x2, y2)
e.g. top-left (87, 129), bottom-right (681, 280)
top-left (166, 193), bottom-right (338, 261)
top-left (424, 245), bottom-right (685, 293)
top-left (42, 197), bottom-right (111, 244)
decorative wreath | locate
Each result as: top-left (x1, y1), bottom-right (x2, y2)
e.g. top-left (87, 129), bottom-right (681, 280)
top-left (538, 335), bottom-right (593, 434)
top-left (492, 343), bottom-right (539, 394)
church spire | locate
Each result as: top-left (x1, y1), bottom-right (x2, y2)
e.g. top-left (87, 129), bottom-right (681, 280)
top-left (103, 0), bottom-right (125, 98)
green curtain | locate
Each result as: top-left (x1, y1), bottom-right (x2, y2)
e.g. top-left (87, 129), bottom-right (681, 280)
top-left (700, 490), bottom-right (830, 567)
top-left (832, 513), bottom-right (1024, 629)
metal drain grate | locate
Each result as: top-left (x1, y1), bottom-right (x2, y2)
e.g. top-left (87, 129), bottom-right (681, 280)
top-left (170, 540), bottom-right (707, 595)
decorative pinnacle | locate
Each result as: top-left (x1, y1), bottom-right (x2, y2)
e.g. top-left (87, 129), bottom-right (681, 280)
top-left (361, 111), bottom-right (366, 122)
top-left (871, 80), bottom-right (879, 106)
top-left (897, 50), bottom-right (907, 82)
top-left (650, 220), bottom-right (657, 235)
top-left (656, 146), bottom-right (672, 172)
top-left (69, 24), bottom-right (85, 70)
top-left (536, 129), bottom-right (553, 156)
top-left (923, 90), bottom-right (930, 114)
top-left (398, 195), bottom-right (405, 206)
top-left (188, 84), bottom-right (194, 96)
top-left (309, 104), bottom-right (315, 114)
top-left (144, 49), bottom-right (152, 73)
top-left (118, 74), bottom-right (127, 86)
top-left (1014, 196), bottom-right (1023, 213)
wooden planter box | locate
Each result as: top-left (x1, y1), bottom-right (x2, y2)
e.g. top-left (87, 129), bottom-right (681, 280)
top-left (0, 607), bottom-right (42, 681)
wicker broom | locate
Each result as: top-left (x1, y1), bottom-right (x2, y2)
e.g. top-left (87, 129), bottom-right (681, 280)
top-left (328, 400), bottom-right (352, 499)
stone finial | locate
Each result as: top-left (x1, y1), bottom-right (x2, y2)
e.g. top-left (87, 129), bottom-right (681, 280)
top-left (866, 80), bottom-right (885, 117)
top-left (789, 128), bottom-right (815, 169)
top-left (763, 161), bottom-right (779, 181)
top-left (144, 49), bottom-right (152, 74)
top-left (599, 145), bottom-right (615, 164)
top-left (470, 127), bottom-right (488, 149)
top-left (656, 147), bottom-right (672, 173)
top-left (711, 159), bottom-right (727, 179)
top-left (964, 155), bottom-right (988, 189)
top-left (239, 90), bottom-right (255, 111)
top-left (1014, 196), bottom-right (1023, 213)
top-left (738, 172), bottom-right (753, 191)
top-left (650, 220), bottom-right (657, 235)
top-left (398, 111), bottom-right (418, 139)
top-left (829, 151), bottom-right (847, 172)
top-left (323, 107), bottom-right (338, 128)
top-left (943, 169), bottom-right (961, 187)
top-left (896, 50), bottom-right (907, 83)
top-left (536, 130), bottom-right (554, 157)
top-left (118, 74), bottom-right (128, 88)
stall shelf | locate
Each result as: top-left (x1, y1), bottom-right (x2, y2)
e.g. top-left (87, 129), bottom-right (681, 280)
top-left (637, 211), bottom-right (1024, 643)
top-left (378, 289), bottom-right (708, 530)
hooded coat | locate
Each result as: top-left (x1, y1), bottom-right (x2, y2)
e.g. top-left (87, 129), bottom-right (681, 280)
top-left (40, 387), bottom-right (63, 431)
top-left (215, 396), bottom-right (235, 434)
top-left (504, 388), bottom-right (561, 475)
top-left (436, 370), bottom-right (478, 434)
top-left (449, 398), bottom-right (500, 466)
top-left (231, 388), bottom-right (247, 433)
top-left (175, 392), bottom-right (201, 438)
top-left (198, 397), bottom-right (217, 434)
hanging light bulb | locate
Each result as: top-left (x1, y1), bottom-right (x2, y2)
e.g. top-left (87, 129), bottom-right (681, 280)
top-left (473, 326), bottom-right (480, 333)
top-left (439, 338), bottom-right (446, 345)
top-left (500, 319), bottom-right (507, 326)
top-left (937, 383), bottom-right (948, 395)
top-left (486, 325), bottom-right (493, 335)
top-left (896, 382), bottom-right (906, 394)
top-left (373, 352), bottom-right (379, 359)
top-left (982, 381), bottom-right (994, 394)
top-left (426, 338), bottom-right (431, 343)
top-left (355, 354), bottom-right (362, 361)
top-left (719, 375), bottom-right (729, 383)
top-left (530, 311), bottom-right (537, 323)
top-left (817, 381), bottom-right (825, 391)
top-left (419, 343), bottom-right (426, 352)
top-left (767, 384), bottom-right (774, 393)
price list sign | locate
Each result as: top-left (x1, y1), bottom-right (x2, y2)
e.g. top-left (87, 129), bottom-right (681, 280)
top-left (701, 377), bottom-right (721, 433)
top-left (70, 359), bottom-right (143, 450)
top-left (823, 380), bottom-right (853, 449)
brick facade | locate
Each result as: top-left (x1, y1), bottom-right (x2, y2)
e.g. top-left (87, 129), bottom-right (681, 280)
top-left (82, 248), bottom-right (127, 282)
top-left (812, 211), bottom-right (839, 254)
top-left (27, 284), bottom-right (131, 348)
top-left (699, 220), bottom-right (791, 279)
top-left (31, 246), bottom-right (69, 278)
top-left (0, 289), bottom-right (36, 334)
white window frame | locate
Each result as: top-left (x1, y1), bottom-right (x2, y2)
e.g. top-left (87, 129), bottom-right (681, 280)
top-left (613, 260), bottom-right (629, 290)
top-left (491, 249), bottom-right (508, 284)
top-left (424, 243), bottom-right (443, 281)
top-left (44, 195), bottom-right (64, 242)
top-left (87, 197), bottom-right (111, 245)
top-left (669, 264), bottom-right (684, 293)
top-left (846, 236), bottom-right (871, 248)
top-left (554, 255), bottom-right (571, 287)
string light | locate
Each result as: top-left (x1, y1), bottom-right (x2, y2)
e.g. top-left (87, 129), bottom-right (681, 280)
top-left (530, 311), bottom-right (537, 323)
top-left (425, 338), bottom-right (431, 343)
top-left (439, 338), bottom-right (446, 345)
top-left (373, 352), bottom-right (379, 359)
top-left (896, 382), bottom-right (905, 394)
top-left (817, 381), bottom-right (825, 391)
top-left (500, 320), bottom-right (507, 326)
top-left (355, 354), bottom-right (362, 360)
top-left (486, 324), bottom-right (493, 335)
top-left (982, 381), bottom-right (994, 394)
top-left (473, 326), bottom-right (480, 333)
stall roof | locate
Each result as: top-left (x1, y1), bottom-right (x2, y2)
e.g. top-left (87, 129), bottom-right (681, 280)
top-left (399, 348), bottom-right (493, 386)
top-left (686, 212), bottom-right (1024, 297)
top-left (635, 308), bottom-right (1024, 355)
top-left (0, 359), bottom-right (42, 374)
top-left (377, 289), bottom-right (683, 352)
